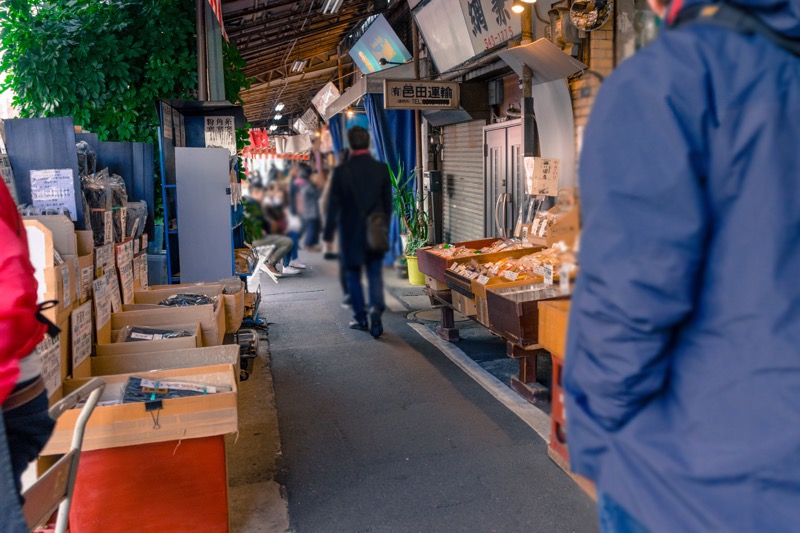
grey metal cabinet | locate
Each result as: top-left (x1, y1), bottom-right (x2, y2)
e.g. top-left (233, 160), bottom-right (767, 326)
top-left (175, 147), bottom-right (233, 283)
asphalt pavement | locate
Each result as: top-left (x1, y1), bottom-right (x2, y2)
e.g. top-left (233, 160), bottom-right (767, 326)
top-left (262, 253), bottom-right (598, 533)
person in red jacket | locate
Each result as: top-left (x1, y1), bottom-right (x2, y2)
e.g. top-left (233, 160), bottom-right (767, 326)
top-left (0, 179), bottom-right (51, 531)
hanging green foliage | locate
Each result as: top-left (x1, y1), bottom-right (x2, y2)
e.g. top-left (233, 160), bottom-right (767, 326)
top-left (0, 0), bottom-right (198, 143)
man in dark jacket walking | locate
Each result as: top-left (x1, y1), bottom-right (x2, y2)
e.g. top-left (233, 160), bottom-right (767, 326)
top-left (564, 0), bottom-right (800, 530)
top-left (324, 126), bottom-right (392, 338)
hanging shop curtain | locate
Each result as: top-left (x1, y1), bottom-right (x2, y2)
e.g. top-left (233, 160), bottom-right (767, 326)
top-left (364, 93), bottom-right (416, 265)
top-left (329, 114), bottom-right (345, 156)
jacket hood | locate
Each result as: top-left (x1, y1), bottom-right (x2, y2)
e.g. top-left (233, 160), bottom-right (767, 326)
top-left (673, 0), bottom-right (800, 37)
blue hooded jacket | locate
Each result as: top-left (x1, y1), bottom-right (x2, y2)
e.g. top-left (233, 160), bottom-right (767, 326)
top-left (564, 0), bottom-right (800, 530)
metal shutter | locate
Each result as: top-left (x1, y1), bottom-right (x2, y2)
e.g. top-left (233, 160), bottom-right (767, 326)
top-left (441, 120), bottom-right (486, 243)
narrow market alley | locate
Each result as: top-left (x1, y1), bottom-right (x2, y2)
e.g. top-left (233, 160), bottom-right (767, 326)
top-left (261, 254), bottom-right (598, 532)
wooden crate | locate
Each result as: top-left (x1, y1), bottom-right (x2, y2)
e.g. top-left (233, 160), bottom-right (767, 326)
top-left (416, 238), bottom-right (500, 282)
top-left (486, 283), bottom-right (569, 348)
top-left (452, 291), bottom-right (477, 317)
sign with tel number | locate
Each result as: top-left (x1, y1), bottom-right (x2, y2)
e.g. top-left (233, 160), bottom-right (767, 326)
top-left (384, 80), bottom-right (460, 110)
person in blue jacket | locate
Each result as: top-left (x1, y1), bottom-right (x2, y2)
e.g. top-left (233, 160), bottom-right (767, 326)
top-left (563, 0), bottom-right (800, 530)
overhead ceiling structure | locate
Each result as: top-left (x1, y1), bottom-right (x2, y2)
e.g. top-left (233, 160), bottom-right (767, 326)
top-left (222, 0), bottom-right (393, 128)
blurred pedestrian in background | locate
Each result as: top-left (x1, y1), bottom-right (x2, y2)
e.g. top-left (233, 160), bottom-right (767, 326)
top-left (564, 0), bottom-right (800, 530)
top-left (324, 126), bottom-right (391, 338)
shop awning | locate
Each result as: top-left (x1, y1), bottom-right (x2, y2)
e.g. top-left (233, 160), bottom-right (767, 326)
top-left (497, 39), bottom-right (587, 85)
top-left (323, 62), bottom-right (429, 121)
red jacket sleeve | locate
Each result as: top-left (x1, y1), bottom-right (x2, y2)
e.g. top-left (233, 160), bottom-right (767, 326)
top-left (0, 183), bottom-right (47, 403)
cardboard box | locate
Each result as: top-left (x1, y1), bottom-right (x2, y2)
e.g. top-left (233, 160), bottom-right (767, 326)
top-left (452, 291), bottom-right (477, 317)
top-left (112, 295), bottom-right (226, 347)
top-left (425, 275), bottom-right (449, 291)
top-left (42, 364), bottom-right (238, 454)
top-left (97, 323), bottom-right (201, 355)
top-left (538, 300), bottom-right (572, 360)
top-left (24, 217), bottom-right (79, 323)
top-left (90, 345), bottom-right (239, 376)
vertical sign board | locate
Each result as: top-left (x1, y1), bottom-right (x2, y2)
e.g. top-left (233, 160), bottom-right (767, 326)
top-left (461, 0), bottom-right (521, 54)
top-left (384, 80), bottom-right (460, 110)
top-left (34, 334), bottom-right (61, 398)
top-left (529, 157), bottom-right (560, 197)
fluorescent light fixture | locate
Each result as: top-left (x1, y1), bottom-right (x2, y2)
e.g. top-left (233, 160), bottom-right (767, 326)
top-left (321, 0), bottom-right (344, 14)
top-left (291, 59), bottom-right (307, 73)
top-left (522, 0), bottom-right (537, 3)
top-left (275, 103), bottom-right (285, 111)
top-left (511, 3), bottom-right (525, 13)
top-left (274, 113), bottom-right (283, 120)
top-left (269, 124), bottom-right (278, 131)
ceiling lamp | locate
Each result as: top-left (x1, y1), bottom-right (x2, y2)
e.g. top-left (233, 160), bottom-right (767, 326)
top-left (291, 59), bottom-right (307, 73)
top-left (269, 124), bottom-right (278, 132)
top-left (274, 113), bottom-right (283, 120)
top-left (321, 0), bottom-right (344, 14)
top-left (275, 103), bottom-right (285, 112)
top-left (511, 2), bottom-right (525, 13)
top-left (522, 0), bottom-right (537, 3)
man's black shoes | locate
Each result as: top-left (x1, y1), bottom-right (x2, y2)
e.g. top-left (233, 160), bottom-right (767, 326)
top-left (369, 313), bottom-right (383, 339)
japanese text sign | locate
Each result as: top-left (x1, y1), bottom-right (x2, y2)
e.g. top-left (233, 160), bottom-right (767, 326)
top-left (384, 80), bottom-right (460, 110)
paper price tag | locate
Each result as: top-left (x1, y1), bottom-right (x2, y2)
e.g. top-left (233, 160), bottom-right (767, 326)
top-left (81, 266), bottom-right (94, 301)
top-left (71, 302), bottom-right (93, 370)
top-left (34, 334), bottom-right (61, 398)
top-left (503, 270), bottom-right (519, 281)
top-left (103, 211), bottom-right (113, 245)
top-left (543, 264), bottom-right (554, 286)
top-left (118, 262), bottom-right (135, 304)
top-left (93, 277), bottom-right (111, 332)
top-left (139, 255), bottom-right (149, 289)
top-left (476, 275), bottom-right (490, 285)
top-left (449, 262), bottom-right (459, 272)
top-left (61, 266), bottom-right (71, 307)
top-left (108, 272), bottom-right (122, 312)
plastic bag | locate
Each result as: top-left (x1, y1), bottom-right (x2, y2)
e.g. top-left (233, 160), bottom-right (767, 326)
top-left (126, 200), bottom-right (148, 239)
top-left (76, 141), bottom-right (97, 177)
top-left (158, 293), bottom-right (216, 307)
top-left (81, 168), bottom-right (128, 245)
top-left (116, 325), bottom-right (194, 343)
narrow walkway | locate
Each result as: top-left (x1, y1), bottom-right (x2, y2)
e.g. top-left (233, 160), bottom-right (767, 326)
top-left (263, 254), bottom-right (598, 532)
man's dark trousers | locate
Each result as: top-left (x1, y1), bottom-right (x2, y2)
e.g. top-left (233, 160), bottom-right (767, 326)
top-left (346, 255), bottom-right (384, 324)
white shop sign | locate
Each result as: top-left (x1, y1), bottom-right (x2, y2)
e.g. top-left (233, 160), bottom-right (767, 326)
top-left (384, 80), bottom-right (460, 110)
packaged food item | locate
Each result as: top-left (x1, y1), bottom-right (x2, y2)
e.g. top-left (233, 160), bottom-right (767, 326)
top-left (122, 376), bottom-right (231, 403)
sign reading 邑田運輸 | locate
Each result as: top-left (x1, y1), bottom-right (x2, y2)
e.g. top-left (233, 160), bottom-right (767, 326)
top-left (383, 80), bottom-right (460, 110)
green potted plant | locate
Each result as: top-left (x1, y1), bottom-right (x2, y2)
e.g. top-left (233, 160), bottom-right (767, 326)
top-left (389, 161), bottom-right (428, 286)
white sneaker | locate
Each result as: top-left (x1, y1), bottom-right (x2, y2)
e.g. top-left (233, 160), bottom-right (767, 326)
top-left (280, 265), bottom-right (303, 276)
top-left (289, 260), bottom-right (307, 270)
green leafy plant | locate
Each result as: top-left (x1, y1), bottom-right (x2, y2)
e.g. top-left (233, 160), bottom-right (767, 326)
top-left (389, 160), bottom-right (428, 257)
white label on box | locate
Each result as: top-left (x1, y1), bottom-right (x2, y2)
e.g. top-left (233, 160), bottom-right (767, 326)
top-left (133, 238), bottom-right (140, 255)
top-left (74, 259), bottom-right (82, 301)
top-left (477, 275), bottom-right (490, 285)
top-left (141, 233), bottom-right (148, 251)
top-left (118, 261), bottom-right (134, 304)
top-left (71, 302), bottom-right (93, 370)
top-left (81, 266), bottom-right (94, 300)
top-left (93, 277), bottom-right (111, 332)
top-left (119, 206), bottom-right (127, 240)
top-left (543, 264), bottom-right (554, 286)
top-left (61, 265), bottom-right (71, 307)
top-left (116, 240), bottom-right (133, 267)
top-left (133, 256), bottom-right (140, 283)
top-left (139, 254), bottom-right (149, 290)
top-left (96, 244), bottom-right (114, 275)
top-left (449, 262), bottom-right (459, 272)
top-left (30, 168), bottom-right (78, 221)
top-left (103, 211), bottom-right (113, 245)
top-left (108, 272), bottom-right (122, 312)
top-left (503, 270), bottom-right (520, 281)
top-left (34, 334), bottom-right (61, 398)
